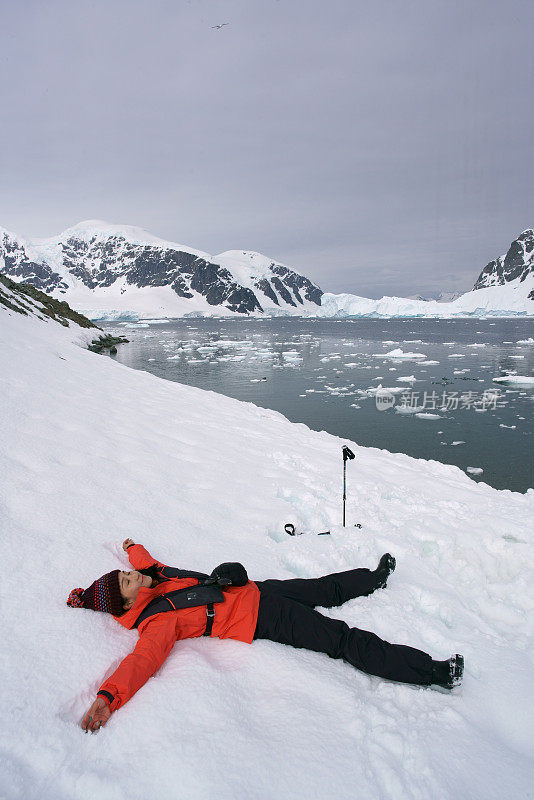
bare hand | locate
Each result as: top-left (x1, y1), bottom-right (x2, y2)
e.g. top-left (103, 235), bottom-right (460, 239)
top-left (81, 697), bottom-right (111, 732)
top-left (122, 538), bottom-right (135, 551)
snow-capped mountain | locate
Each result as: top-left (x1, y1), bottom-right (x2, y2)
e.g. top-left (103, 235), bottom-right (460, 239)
top-left (0, 220), bottom-right (323, 319)
top-left (435, 290), bottom-right (465, 303)
top-left (407, 291), bottom-right (465, 303)
top-left (473, 229), bottom-right (534, 295)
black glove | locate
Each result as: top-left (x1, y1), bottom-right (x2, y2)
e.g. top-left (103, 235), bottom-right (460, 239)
top-left (208, 562), bottom-right (248, 587)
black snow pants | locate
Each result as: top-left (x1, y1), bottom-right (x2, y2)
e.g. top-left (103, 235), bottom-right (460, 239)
top-left (253, 568), bottom-right (433, 686)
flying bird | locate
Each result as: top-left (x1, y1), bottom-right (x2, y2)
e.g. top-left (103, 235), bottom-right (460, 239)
top-left (211, 23), bottom-right (229, 29)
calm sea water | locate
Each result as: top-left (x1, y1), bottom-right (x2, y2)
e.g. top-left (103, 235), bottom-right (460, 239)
top-left (102, 317), bottom-right (534, 493)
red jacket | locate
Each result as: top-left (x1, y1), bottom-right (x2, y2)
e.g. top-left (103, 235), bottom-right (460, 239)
top-left (97, 544), bottom-right (260, 712)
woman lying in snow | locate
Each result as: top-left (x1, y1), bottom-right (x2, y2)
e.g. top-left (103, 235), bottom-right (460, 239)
top-left (69, 540), bottom-right (464, 732)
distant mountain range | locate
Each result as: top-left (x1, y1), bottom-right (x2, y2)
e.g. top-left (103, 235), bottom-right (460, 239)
top-left (407, 291), bottom-right (465, 303)
top-left (1, 221), bottom-right (532, 318)
top-left (0, 220), bottom-right (322, 318)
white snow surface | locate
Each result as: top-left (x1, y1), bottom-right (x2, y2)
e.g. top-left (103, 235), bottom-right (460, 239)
top-left (1, 307), bottom-right (534, 800)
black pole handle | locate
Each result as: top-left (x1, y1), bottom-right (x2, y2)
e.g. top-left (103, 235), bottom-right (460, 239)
top-left (343, 445), bottom-right (355, 461)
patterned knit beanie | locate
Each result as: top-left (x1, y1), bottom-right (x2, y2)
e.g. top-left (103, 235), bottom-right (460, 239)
top-left (67, 569), bottom-right (124, 616)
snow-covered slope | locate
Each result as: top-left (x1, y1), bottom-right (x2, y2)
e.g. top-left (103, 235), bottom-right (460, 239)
top-left (0, 220), bottom-right (323, 319)
top-left (1, 299), bottom-right (533, 799)
top-left (315, 230), bottom-right (534, 318)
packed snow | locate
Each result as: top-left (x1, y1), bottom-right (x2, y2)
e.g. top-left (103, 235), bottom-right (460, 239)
top-left (1, 306), bottom-right (533, 800)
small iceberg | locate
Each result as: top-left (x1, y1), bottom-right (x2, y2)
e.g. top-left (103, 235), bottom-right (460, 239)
top-left (493, 375), bottom-right (534, 386)
top-left (374, 348), bottom-right (427, 360)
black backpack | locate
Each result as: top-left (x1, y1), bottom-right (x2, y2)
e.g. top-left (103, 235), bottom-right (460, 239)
top-left (133, 562), bottom-right (248, 633)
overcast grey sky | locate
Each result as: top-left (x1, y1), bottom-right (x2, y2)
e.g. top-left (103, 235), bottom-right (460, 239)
top-left (1, 0), bottom-right (532, 297)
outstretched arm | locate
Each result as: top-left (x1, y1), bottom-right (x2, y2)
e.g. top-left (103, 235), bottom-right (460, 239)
top-left (80, 613), bottom-right (177, 731)
top-left (122, 538), bottom-right (164, 571)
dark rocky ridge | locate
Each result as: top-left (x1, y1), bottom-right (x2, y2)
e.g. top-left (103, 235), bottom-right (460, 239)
top-left (0, 227), bottom-right (323, 315)
top-left (473, 230), bottom-right (534, 300)
top-left (0, 272), bottom-right (100, 329)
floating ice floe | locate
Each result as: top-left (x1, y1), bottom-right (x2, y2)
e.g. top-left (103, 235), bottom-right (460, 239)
top-left (366, 384), bottom-right (407, 395)
top-left (499, 424), bottom-right (517, 429)
top-left (396, 375), bottom-right (416, 382)
top-left (415, 412), bottom-right (442, 419)
top-left (466, 467), bottom-right (483, 475)
top-left (214, 339), bottom-right (252, 348)
top-left (395, 405), bottom-right (425, 415)
top-left (420, 360), bottom-right (439, 365)
top-left (493, 376), bottom-right (534, 386)
top-left (517, 337), bottom-right (534, 344)
top-left (373, 348), bottom-right (427, 359)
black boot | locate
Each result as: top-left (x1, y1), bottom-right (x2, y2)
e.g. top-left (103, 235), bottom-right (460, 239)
top-left (374, 553), bottom-right (396, 589)
top-left (431, 654), bottom-right (464, 689)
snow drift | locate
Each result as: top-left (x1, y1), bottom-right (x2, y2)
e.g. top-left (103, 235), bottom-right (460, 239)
top-left (0, 303), bottom-right (533, 800)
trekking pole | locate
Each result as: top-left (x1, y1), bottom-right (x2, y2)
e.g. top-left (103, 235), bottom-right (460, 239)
top-left (342, 445), bottom-right (355, 526)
